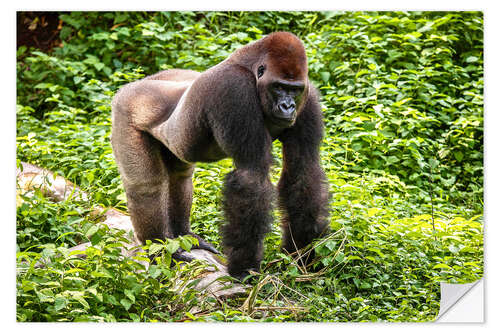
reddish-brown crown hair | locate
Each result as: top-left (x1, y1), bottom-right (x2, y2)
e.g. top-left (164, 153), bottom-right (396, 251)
top-left (262, 32), bottom-right (308, 80)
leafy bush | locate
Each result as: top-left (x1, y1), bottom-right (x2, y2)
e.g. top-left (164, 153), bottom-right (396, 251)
top-left (17, 224), bottom-right (209, 322)
top-left (16, 11), bottom-right (483, 322)
top-left (16, 189), bottom-right (91, 251)
top-left (308, 12), bottom-right (483, 209)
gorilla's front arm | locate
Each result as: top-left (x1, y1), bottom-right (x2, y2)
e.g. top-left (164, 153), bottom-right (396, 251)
top-left (199, 64), bottom-right (276, 278)
top-left (278, 88), bottom-right (330, 256)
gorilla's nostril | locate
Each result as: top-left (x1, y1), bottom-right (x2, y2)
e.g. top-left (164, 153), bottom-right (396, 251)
top-left (279, 101), bottom-right (295, 114)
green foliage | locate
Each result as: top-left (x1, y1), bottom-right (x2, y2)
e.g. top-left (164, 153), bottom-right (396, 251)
top-left (16, 189), bottom-right (91, 251)
top-left (17, 11), bottom-right (483, 322)
top-left (17, 223), bottom-right (212, 322)
top-left (308, 12), bottom-right (483, 209)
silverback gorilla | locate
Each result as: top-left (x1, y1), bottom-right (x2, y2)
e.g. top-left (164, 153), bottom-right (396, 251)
top-left (111, 32), bottom-right (329, 279)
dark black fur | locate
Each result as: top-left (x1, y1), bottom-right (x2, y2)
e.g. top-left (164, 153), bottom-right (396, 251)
top-left (278, 88), bottom-right (330, 255)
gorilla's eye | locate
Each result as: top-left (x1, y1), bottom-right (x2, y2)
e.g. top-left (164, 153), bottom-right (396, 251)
top-left (257, 65), bottom-right (266, 78)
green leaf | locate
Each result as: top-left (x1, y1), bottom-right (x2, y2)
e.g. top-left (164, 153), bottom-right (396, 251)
top-left (54, 296), bottom-right (68, 311)
top-left (454, 151), bottom-right (464, 162)
top-left (184, 312), bottom-right (197, 321)
top-left (148, 243), bottom-right (164, 256)
top-left (448, 244), bottom-right (460, 254)
top-left (386, 156), bottom-right (400, 165)
top-left (73, 76), bottom-right (85, 85)
top-left (74, 295), bottom-right (90, 309)
top-left (433, 263), bottom-right (452, 270)
top-left (335, 253), bottom-right (345, 263)
top-left (90, 232), bottom-right (103, 245)
top-left (60, 26), bottom-right (73, 40)
top-left (355, 69), bottom-right (369, 78)
top-left (360, 282), bottom-right (371, 289)
top-left (465, 56), bottom-right (479, 63)
top-left (120, 298), bottom-right (132, 311)
top-left (179, 237), bottom-right (193, 251)
top-left (429, 158), bottom-right (439, 169)
top-left (149, 265), bottom-right (161, 278)
top-left (320, 71), bottom-right (331, 82)
top-left (34, 83), bottom-right (53, 89)
top-left (367, 207), bottom-right (381, 217)
top-left (129, 313), bottom-right (141, 322)
top-left (324, 240), bottom-right (337, 251)
top-left (165, 240), bottom-right (179, 254)
top-left (124, 289), bottom-right (136, 303)
top-left (393, 98), bottom-right (412, 107)
top-left (321, 257), bottom-right (333, 266)
top-left (85, 224), bottom-right (99, 238)
top-left (91, 269), bottom-right (112, 279)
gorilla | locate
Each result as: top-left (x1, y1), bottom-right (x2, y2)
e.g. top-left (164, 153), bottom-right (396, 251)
top-left (111, 32), bottom-right (329, 279)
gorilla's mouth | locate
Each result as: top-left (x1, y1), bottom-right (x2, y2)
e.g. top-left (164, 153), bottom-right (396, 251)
top-left (271, 109), bottom-right (296, 126)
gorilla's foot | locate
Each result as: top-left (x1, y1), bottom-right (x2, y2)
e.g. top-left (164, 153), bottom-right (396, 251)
top-left (230, 268), bottom-right (259, 283)
top-left (171, 248), bottom-right (197, 263)
top-left (170, 233), bottom-right (220, 265)
top-left (187, 232), bottom-right (220, 254)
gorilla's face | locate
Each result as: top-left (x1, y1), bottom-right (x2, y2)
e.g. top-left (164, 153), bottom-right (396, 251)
top-left (266, 80), bottom-right (305, 126)
top-left (255, 60), bottom-right (307, 128)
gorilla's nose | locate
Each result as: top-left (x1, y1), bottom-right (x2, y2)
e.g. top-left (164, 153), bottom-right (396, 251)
top-left (278, 100), bottom-right (296, 116)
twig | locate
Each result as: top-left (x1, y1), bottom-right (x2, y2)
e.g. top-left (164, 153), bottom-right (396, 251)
top-left (286, 223), bottom-right (308, 274)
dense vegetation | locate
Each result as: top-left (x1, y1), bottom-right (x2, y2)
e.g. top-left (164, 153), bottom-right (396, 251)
top-left (16, 11), bottom-right (483, 322)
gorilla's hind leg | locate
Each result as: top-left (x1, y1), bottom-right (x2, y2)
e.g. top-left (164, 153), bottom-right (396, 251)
top-left (163, 148), bottom-right (219, 256)
top-left (112, 130), bottom-right (172, 244)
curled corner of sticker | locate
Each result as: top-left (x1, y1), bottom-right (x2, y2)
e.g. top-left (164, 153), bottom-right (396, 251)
top-left (436, 278), bottom-right (483, 322)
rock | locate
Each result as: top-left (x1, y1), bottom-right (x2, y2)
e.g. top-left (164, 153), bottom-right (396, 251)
top-left (17, 162), bottom-right (87, 202)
